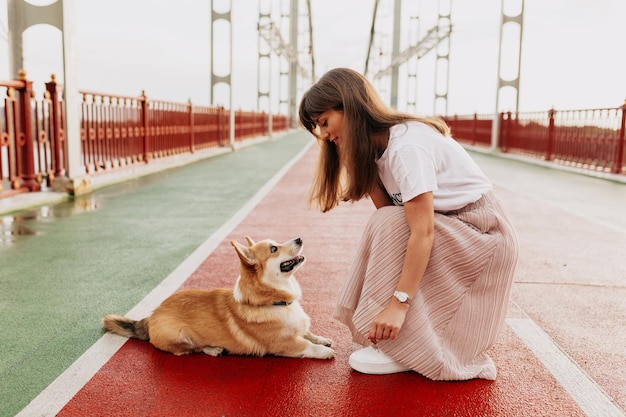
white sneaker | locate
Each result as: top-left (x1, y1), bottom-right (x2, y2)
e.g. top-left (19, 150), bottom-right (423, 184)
top-left (348, 346), bottom-right (411, 375)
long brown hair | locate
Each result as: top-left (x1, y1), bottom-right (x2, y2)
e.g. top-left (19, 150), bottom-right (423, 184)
top-left (299, 67), bottom-right (450, 212)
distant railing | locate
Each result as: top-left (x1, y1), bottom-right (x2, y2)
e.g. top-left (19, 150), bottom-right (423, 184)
top-left (1, 73), bottom-right (290, 198)
top-left (443, 105), bottom-right (626, 175)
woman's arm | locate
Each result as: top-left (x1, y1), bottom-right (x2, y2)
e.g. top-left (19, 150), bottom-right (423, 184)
top-left (368, 191), bottom-right (434, 344)
top-left (369, 180), bottom-right (394, 208)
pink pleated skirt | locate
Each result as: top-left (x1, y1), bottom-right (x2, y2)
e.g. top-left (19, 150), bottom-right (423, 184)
top-left (334, 191), bottom-right (519, 380)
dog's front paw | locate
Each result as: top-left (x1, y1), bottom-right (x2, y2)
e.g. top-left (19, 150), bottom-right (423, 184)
top-left (305, 343), bottom-right (335, 360)
top-left (319, 337), bottom-right (334, 347)
top-left (317, 345), bottom-right (335, 359)
top-left (305, 332), bottom-right (334, 347)
top-left (202, 346), bottom-right (225, 357)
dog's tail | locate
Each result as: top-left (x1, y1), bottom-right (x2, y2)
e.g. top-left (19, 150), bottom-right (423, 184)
top-left (102, 314), bottom-right (150, 341)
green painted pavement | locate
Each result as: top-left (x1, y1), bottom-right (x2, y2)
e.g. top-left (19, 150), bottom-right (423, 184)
top-left (0, 132), bottom-right (311, 417)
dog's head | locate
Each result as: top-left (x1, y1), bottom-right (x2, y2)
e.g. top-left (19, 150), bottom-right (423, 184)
top-left (230, 237), bottom-right (305, 305)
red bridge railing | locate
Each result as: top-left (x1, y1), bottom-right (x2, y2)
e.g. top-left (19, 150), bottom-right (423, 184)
top-left (1, 74), bottom-right (290, 198)
top-left (443, 105), bottom-right (626, 175)
top-left (76, 89), bottom-right (285, 174)
top-left (3, 72), bottom-right (623, 200)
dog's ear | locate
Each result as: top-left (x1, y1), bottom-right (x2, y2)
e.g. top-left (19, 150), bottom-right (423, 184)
top-left (245, 236), bottom-right (255, 246)
top-left (231, 240), bottom-right (257, 267)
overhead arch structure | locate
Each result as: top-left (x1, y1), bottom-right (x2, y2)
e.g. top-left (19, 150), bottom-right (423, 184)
top-left (365, 0), bottom-right (452, 114)
top-left (257, 0), bottom-right (313, 128)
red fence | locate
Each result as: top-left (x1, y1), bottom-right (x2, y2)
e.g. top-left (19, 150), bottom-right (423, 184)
top-left (0, 76), bottom-right (46, 196)
top-left (3, 72), bottom-right (624, 200)
top-left (1, 74), bottom-right (290, 198)
top-left (443, 105), bottom-right (626, 175)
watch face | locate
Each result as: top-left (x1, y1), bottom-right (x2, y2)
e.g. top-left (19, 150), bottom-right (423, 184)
top-left (395, 291), bottom-right (408, 302)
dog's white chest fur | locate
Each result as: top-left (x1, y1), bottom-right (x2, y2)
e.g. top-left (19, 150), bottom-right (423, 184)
top-left (279, 301), bottom-right (310, 326)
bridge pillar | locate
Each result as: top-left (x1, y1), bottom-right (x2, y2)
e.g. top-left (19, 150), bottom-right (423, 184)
top-left (288, 0), bottom-right (299, 127)
top-left (433, 0), bottom-right (452, 115)
top-left (491, 0), bottom-right (525, 151)
top-left (210, 0), bottom-right (235, 149)
top-left (7, 0), bottom-right (87, 193)
top-left (258, 1), bottom-right (274, 138)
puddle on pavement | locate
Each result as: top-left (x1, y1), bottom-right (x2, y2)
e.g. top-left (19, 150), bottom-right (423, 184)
top-left (0, 195), bottom-right (100, 248)
top-left (0, 156), bottom-right (207, 249)
top-left (0, 168), bottom-right (168, 249)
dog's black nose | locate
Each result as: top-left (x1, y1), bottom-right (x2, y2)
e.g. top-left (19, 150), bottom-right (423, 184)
top-left (295, 237), bottom-right (302, 245)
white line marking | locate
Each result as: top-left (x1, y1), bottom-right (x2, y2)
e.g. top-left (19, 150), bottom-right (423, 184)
top-left (16, 138), bottom-right (314, 417)
top-left (507, 318), bottom-right (626, 417)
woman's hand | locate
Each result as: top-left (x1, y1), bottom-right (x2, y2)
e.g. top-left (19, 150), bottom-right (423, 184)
top-left (368, 300), bottom-right (409, 344)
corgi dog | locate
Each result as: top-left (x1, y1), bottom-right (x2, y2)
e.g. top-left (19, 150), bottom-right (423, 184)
top-left (102, 237), bottom-right (334, 359)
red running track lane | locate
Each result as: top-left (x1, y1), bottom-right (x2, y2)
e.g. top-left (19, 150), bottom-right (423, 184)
top-left (58, 146), bottom-right (589, 417)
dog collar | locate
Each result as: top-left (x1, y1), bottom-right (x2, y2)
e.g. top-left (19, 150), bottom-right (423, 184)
top-left (272, 301), bottom-right (292, 306)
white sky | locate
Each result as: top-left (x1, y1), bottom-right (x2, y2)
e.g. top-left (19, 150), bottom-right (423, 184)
top-left (1, 0), bottom-right (625, 115)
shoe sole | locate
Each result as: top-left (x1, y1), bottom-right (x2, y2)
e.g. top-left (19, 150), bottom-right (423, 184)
top-left (348, 357), bottom-right (412, 375)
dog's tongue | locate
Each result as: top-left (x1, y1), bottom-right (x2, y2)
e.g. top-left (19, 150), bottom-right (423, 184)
top-left (280, 255), bottom-right (305, 272)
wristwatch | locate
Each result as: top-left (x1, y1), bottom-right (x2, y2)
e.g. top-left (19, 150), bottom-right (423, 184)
top-left (393, 291), bottom-right (411, 305)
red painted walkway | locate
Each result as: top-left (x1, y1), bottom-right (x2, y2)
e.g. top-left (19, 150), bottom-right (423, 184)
top-left (18, 143), bottom-right (625, 417)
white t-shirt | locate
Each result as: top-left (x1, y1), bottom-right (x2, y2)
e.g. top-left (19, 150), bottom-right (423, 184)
top-left (376, 121), bottom-right (492, 212)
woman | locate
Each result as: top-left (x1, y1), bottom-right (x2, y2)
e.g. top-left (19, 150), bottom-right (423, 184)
top-left (298, 68), bottom-right (519, 381)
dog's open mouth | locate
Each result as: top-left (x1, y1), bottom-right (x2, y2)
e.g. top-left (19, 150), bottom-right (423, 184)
top-left (280, 255), bottom-right (305, 272)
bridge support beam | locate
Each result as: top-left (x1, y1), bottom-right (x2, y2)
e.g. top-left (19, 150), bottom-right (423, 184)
top-left (7, 0), bottom-right (87, 193)
top-left (210, 0), bottom-right (235, 149)
top-left (491, 0), bottom-right (525, 151)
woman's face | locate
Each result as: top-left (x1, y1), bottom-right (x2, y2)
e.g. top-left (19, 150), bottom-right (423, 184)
top-left (315, 109), bottom-right (344, 146)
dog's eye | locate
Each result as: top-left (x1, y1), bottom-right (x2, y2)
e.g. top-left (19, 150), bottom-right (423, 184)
top-left (270, 246), bottom-right (278, 253)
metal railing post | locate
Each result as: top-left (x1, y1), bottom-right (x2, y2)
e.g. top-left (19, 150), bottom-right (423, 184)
top-left (613, 100), bottom-right (626, 174)
top-left (219, 106), bottom-right (223, 146)
top-left (472, 113), bottom-right (477, 145)
top-left (45, 75), bottom-right (66, 178)
top-left (546, 108), bottom-right (555, 161)
top-left (500, 112), bottom-right (508, 152)
top-left (140, 90), bottom-right (150, 162)
top-left (188, 99), bottom-right (195, 153)
top-left (16, 71), bottom-right (41, 191)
